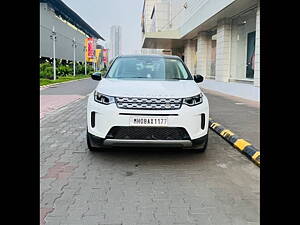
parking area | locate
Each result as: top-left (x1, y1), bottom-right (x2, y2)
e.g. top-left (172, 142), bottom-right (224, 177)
top-left (40, 85), bottom-right (259, 225)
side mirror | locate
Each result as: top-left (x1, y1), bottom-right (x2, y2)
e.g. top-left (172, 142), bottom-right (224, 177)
top-left (91, 72), bottom-right (101, 81)
top-left (194, 74), bottom-right (204, 83)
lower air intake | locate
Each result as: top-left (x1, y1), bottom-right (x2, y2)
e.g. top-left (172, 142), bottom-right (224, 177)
top-left (106, 127), bottom-right (190, 140)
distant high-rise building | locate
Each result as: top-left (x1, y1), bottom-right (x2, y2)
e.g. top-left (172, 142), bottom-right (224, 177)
top-left (110, 25), bottom-right (122, 60)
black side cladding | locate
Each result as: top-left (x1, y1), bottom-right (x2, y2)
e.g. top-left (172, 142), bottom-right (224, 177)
top-left (201, 113), bottom-right (205, 129)
top-left (91, 111), bottom-right (95, 128)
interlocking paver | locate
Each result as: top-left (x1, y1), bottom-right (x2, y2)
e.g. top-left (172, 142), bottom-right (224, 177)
top-left (40, 95), bottom-right (259, 225)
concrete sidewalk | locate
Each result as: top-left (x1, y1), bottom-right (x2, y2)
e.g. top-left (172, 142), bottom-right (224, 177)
top-left (199, 79), bottom-right (260, 102)
top-left (203, 88), bottom-right (260, 149)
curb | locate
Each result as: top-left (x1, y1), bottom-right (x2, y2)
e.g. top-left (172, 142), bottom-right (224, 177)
top-left (209, 118), bottom-right (260, 167)
top-left (40, 77), bottom-right (90, 90)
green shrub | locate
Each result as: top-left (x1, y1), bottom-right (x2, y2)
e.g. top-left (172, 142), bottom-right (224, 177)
top-left (40, 62), bottom-right (52, 71)
top-left (57, 65), bottom-right (72, 76)
top-left (40, 62), bottom-right (53, 79)
top-left (87, 64), bottom-right (94, 74)
top-left (40, 61), bottom-right (95, 79)
top-left (73, 63), bottom-right (94, 76)
top-left (75, 63), bottom-right (86, 74)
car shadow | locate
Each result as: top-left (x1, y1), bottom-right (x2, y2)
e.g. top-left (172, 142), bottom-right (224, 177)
top-left (88, 146), bottom-right (209, 166)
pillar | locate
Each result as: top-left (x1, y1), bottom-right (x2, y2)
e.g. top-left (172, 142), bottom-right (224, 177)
top-left (196, 32), bottom-right (210, 77)
top-left (215, 19), bottom-right (231, 82)
top-left (184, 39), bottom-right (196, 74)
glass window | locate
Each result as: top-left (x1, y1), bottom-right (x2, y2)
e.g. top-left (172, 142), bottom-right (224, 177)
top-left (105, 57), bottom-right (192, 80)
top-left (246, 31), bottom-right (256, 79)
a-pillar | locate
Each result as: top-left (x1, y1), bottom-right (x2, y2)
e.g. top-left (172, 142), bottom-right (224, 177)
top-left (215, 19), bottom-right (231, 82)
top-left (184, 39), bottom-right (196, 74)
top-left (254, 1), bottom-right (260, 87)
top-left (196, 32), bottom-right (210, 77)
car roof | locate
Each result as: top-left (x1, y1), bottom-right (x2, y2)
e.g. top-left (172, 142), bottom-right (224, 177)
top-left (117, 54), bottom-right (181, 60)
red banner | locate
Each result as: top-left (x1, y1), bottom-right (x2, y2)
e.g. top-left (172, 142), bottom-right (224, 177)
top-left (87, 38), bottom-right (95, 59)
top-left (102, 49), bottom-right (108, 64)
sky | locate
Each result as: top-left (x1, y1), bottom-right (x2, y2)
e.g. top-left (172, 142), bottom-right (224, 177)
top-left (61, 0), bottom-right (144, 55)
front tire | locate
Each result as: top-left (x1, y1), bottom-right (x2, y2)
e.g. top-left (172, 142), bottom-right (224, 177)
top-left (191, 138), bottom-right (208, 153)
top-left (190, 133), bottom-right (208, 153)
top-left (87, 131), bottom-right (99, 152)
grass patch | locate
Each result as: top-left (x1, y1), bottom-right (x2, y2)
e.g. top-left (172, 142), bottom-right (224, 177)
top-left (40, 75), bottom-right (90, 86)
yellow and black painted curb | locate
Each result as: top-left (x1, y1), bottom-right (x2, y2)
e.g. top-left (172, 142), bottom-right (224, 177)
top-left (209, 118), bottom-right (260, 167)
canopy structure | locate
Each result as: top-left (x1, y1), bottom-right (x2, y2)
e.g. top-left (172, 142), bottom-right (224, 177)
top-left (142, 30), bottom-right (184, 49)
top-left (41, 0), bottom-right (104, 40)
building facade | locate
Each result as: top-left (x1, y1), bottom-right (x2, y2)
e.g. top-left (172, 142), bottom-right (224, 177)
top-left (141, 0), bottom-right (165, 55)
top-left (40, 0), bottom-right (104, 62)
top-left (110, 25), bottom-right (122, 60)
top-left (142, 0), bottom-right (260, 90)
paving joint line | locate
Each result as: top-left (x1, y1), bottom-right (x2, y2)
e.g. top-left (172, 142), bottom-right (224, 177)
top-left (40, 96), bottom-right (88, 121)
top-left (209, 118), bottom-right (260, 167)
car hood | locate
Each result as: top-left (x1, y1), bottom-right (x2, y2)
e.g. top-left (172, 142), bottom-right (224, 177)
top-left (95, 79), bottom-right (202, 98)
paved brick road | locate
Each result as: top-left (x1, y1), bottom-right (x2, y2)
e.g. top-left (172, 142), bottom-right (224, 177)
top-left (40, 79), bottom-right (98, 119)
top-left (40, 94), bottom-right (260, 225)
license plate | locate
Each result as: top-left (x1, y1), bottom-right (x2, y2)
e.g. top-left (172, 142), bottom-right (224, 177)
top-left (129, 116), bottom-right (168, 126)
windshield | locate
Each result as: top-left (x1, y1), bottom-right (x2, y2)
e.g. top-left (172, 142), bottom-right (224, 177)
top-left (105, 56), bottom-right (193, 80)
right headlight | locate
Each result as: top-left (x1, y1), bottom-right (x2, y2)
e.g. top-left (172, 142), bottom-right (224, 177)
top-left (94, 91), bottom-right (115, 105)
top-left (183, 93), bottom-right (203, 106)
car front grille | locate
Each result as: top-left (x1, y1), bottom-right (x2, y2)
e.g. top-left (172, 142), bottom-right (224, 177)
top-left (115, 97), bottom-right (182, 110)
top-left (106, 126), bottom-right (190, 140)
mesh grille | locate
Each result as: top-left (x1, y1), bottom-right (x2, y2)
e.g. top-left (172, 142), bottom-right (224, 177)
top-left (106, 127), bottom-right (190, 140)
top-left (115, 97), bottom-right (182, 110)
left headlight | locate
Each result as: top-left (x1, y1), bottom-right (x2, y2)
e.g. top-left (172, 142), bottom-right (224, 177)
top-left (183, 93), bottom-right (203, 106)
top-left (94, 91), bottom-right (115, 105)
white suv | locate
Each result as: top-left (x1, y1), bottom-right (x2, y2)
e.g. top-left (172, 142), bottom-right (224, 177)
top-left (87, 55), bottom-right (209, 152)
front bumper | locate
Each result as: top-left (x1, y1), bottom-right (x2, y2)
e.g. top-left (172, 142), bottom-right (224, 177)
top-left (87, 94), bottom-right (209, 141)
top-left (88, 132), bottom-right (208, 149)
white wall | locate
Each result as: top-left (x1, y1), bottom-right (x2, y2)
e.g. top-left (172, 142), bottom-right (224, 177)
top-left (141, 0), bottom-right (167, 54)
top-left (144, 0), bottom-right (157, 33)
top-left (155, 2), bottom-right (170, 31)
top-left (169, 0), bottom-right (184, 30)
top-left (178, 0), bottom-right (236, 37)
